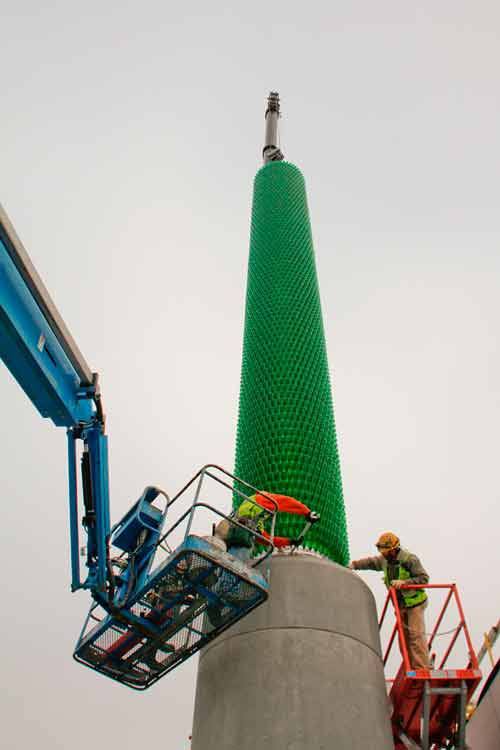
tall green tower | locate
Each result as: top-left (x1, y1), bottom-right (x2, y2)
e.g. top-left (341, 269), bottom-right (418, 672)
top-left (234, 93), bottom-right (349, 565)
top-left (192, 95), bottom-right (393, 750)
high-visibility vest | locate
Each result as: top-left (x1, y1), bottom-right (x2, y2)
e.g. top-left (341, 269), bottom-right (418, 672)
top-left (225, 498), bottom-right (266, 547)
top-left (237, 499), bottom-right (267, 530)
top-left (382, 549), bottom-right (427, 608)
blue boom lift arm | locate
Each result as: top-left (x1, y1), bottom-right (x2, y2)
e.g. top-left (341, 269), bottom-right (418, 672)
top-left (0, 203), bottom-right (110, 593)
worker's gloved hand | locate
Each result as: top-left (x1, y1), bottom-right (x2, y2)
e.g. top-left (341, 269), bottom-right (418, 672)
top-left (391, 579), bottom-right (406, 589)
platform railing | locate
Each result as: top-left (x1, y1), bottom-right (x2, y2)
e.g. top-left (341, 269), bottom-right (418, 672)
top-left (379, 583), bottom-right (480, 676)
top-left (157, 464), bottom-right (279, 569)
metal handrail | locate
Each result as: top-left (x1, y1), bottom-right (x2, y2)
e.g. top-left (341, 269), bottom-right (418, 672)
top-left (378, 583), bottom-right (480, 676)
top-left (427, 586), bottom-right (454, 652)
top-left (156, 464), bottom-right (280, 568)
top-left (379, 584), bottom-right (481, 750)
top-left (165, 464), bottom-right (278, 513)
top-left (195, 467), bottom-right (278, 541)
top-left (383, 621), bottom-right (399, 667)
top-left (161, 502), bottom-right (275, 568)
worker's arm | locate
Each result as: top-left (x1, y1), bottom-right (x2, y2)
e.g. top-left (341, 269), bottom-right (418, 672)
top-left (350, 555), bottom-right (384, 571)
top-left (253, 493), bottom-right (311, 516)
top-left (402, 553), bottom-right (429, 585)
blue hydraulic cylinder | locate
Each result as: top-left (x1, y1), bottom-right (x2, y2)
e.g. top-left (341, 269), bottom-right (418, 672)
top-left (67, 430), bottom-right (81, 591)
top-left (82, 426), bottom-right (110, 592)
top-left (67, 425), bottom-right (110, 592)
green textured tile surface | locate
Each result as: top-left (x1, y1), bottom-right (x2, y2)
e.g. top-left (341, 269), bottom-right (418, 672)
top-left (234, 161), bottom-right (349, 565)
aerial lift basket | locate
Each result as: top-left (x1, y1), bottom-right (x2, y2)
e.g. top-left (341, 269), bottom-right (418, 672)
top-left (74, 465), bottom-right (276, 689)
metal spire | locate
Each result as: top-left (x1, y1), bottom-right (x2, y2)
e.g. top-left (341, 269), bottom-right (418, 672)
top-left (263, 91), bottom-right (284, 164)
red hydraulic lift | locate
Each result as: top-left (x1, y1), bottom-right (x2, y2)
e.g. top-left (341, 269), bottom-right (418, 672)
top-left (379, 583), bottom-right (482, 750)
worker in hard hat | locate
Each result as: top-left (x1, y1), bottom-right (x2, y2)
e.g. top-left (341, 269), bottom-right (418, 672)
top-left (207, 493), bottom-right (319, 628)
top-left (215, 492), bottom-right (317, 562)
top-left (349, 532), bottom-right (430, 670)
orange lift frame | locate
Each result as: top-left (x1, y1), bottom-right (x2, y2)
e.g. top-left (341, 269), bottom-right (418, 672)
top-left (379, 583), bottom-right (482, 750)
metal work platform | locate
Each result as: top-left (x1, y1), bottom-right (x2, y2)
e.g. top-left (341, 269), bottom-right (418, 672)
top-left (74, 534), bottom-right (268, 688)
top-left (380, 584), bottom-right (481, 750)
top-left (74, 465), bottom-right (277, 689)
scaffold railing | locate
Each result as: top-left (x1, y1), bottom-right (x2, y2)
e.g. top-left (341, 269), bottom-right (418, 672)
top-left (379, 583), bottom-right (481, 750)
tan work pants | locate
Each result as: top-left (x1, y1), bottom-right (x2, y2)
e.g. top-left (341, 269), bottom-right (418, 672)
top-left (401, 601), bottom-right (430, 669)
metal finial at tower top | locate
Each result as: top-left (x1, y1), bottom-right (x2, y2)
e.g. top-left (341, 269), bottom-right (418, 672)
top-left (263, 91), bottom-right (284, 164)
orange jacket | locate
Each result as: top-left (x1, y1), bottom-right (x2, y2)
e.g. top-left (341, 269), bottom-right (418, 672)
top-left (250, 493), bottom-right (310, 547)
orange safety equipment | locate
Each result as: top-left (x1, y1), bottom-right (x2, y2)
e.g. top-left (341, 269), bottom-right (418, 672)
top-left (376, 532), bottom-right (400, 551)
top-left (227, 493), bottom-right (311, 549)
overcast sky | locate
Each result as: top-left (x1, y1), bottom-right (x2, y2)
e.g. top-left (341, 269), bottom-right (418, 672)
top-left (1, 3), bottom-right (499, 748)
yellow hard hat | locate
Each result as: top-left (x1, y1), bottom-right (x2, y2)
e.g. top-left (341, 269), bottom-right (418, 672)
top-left (376, 532), bottom-right (400, 551)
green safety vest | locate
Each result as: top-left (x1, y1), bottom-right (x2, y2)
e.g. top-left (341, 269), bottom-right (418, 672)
top-left (226, 498), bottom-right (266, 548)
top-left (382, 550), bottom-right (427, 609)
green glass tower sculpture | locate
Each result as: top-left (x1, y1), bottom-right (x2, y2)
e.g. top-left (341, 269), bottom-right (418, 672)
top-left (234, 93), bottom-right (349, 565)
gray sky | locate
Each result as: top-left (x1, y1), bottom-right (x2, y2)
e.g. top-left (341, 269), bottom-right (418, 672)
top-left (1, 2), bottom-right (499, 748)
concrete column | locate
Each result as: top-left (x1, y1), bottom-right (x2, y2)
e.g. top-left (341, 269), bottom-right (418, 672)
top-left (191, 554), bottom-right (394, 750)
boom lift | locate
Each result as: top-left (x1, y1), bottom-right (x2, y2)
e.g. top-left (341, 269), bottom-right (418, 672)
top-left (0, 204), bottom-right (315, 689)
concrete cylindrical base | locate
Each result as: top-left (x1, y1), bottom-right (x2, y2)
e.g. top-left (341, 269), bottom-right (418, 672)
top-left (191, 555), bottom-right (393, 750)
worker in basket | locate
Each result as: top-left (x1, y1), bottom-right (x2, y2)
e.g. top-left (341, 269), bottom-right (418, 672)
top-left (205, 492), bottom-right (318, 628)
top-left (215, 491), bottom-right (318, 561)
top-left (349, 532), bottom-right (431, 670)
